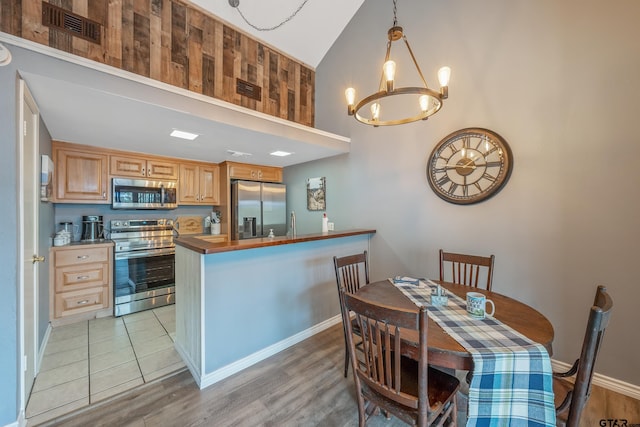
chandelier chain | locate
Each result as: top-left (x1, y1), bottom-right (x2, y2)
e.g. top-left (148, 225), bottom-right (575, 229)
top-left (392, 0), bottom-right (398, 27)
top-left (231, 0), bottom-right (311, 32)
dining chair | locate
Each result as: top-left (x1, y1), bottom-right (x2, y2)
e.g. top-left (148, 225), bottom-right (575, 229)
top-left (333, 251), bottom-right (370, 377)
top-left (439, 249), bottom-right (495, 291)
top-left (553, 285), bottom-right (613, 427)
top-left (340, 290), bottom-right (459, 427)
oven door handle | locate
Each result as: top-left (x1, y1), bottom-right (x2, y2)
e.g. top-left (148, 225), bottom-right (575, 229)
top-left (115, 248), bottom-right (175, 260)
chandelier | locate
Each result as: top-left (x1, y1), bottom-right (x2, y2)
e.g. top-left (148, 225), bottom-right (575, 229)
top-left (345, 0), bottom-right (451, 126)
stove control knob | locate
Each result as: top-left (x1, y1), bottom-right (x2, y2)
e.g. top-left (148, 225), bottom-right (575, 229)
top-left (113, 221), bottom-right (121, 227)
top-left (166, 219), bottom-right (173, 226)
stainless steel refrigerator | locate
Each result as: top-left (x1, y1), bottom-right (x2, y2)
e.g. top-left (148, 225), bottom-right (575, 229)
top-left (231, 180), bottom-right (287, 240)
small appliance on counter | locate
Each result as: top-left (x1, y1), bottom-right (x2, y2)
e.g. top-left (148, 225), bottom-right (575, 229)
top-left (53, 221), bottom-right (78, 246)
top-left (81, 215), bottom-right (104, 241)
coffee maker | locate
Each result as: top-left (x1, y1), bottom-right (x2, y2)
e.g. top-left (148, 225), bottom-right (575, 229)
top-left (81, 215), bottom-right (104, 241)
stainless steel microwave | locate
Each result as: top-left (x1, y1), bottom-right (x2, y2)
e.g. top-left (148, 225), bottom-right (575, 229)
top-left (112, 178), bottom-right (177, 209)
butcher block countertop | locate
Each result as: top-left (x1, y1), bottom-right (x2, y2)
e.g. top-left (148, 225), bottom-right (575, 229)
top-left (175, 229), bottom-right (377, 255)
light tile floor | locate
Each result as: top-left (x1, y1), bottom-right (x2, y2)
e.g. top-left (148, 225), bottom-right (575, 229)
top-left (26, 305), bottom-right (185, 425)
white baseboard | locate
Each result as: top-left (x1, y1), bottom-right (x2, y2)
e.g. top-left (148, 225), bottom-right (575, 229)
top-left (197, 314), bottom-right (343, 390)
top-left (551, 359), bottom-right (640, 400)
top-left (36, 324), bottom-right (52, 375)
top-left (3, 409), bottom-right (25, 427)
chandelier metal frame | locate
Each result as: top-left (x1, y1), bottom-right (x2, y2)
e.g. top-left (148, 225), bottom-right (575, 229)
top-left (345, 0), bottom-right (450, 126)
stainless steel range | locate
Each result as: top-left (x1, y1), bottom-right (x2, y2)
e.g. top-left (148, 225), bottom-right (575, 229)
top-left (111, 218), bottom-right (175, 316)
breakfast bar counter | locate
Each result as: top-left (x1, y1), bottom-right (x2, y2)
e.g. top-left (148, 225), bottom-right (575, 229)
top-left (174, 229), bottom-right (376, 389)
top-left (174, 229), bottom-right (376, 254)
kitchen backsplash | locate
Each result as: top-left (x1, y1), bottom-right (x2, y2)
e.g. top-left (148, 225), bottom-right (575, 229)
top-left (53, 204), bottom-right (212, 241)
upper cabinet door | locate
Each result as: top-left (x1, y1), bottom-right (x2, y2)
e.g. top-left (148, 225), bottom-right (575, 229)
top-left (199, 165), bottom-right (220, 205)
top-left (179, 163), bottom-right (220, 205)
top-left (110, 155), bottom-right (146, 178)
top-left (111, 155), bottom-right (178, 180)
top-left (228, 163), bottom-right (283, 183)
top-left (146, 159), bottom-right (178, 180)
top-left (178, 163), bottom-right (199, 204)
top-left (55, 147), bottom-right (109, 202)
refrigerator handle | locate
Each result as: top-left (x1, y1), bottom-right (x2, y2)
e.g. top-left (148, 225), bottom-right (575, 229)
top-left (260, 199), bottom-right (264, 237)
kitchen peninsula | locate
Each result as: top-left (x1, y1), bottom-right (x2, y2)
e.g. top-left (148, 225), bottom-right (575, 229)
top-left (174, 229), bottom-right (375, 389)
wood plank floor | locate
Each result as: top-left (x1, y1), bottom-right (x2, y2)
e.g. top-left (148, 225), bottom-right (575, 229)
top-left (37, 324), bottom-right (640, 427)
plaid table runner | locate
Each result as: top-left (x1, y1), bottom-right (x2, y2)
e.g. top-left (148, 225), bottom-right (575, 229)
top-left (391, 277), bottom-right (555, 427)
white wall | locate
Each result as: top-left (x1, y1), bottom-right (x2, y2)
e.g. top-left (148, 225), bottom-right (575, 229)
top-left (285, 0), bottom-right (640, 386)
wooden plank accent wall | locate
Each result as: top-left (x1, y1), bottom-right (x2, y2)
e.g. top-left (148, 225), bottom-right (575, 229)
top-left (0, 0), bottom-right (315, 127)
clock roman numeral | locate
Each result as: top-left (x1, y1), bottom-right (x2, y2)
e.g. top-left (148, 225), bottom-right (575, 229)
top-left (449, 182), bottom-right (458, 194)
top-left (482, 172), bottom-right (497, 182)
top-left (485, 161), bottom-right (503, 168)
top-left (461, 136), bottom-right (471, 149)
top-left (437, 175), bottom-right (451, 186)
top-left (484, 146), bottom-right (499, 156)
top-left (474, 182), bottom-right (482, 192)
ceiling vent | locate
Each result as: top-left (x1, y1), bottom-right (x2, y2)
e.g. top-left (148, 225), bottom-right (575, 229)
top-left (226, 150), bottom-right (253, 157)
top-left (42, 2), bottom-right (102, 44)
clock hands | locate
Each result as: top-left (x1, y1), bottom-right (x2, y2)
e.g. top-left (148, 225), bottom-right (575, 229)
top-left (443, 160), bottom-right (501, 170)
top-left (444, 159), bottom-right (478, 170)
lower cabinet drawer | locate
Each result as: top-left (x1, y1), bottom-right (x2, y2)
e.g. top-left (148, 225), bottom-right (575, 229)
top-left (55, 286), bottom-right (109, 318)
top-left (55, 263), bottom-right (107, 292)
top-left (55, 246), bottom-right (109, 267)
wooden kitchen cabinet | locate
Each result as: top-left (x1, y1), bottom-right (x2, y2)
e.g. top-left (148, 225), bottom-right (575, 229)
top-left (50, 243), bottom-right (113, 326)
top-left (179, 162), bottom-right (220, 205)
top-left (110, 155), bottom-right (178, 180)
top-left (53, 142), bottom-right (109, 203)
top-left (227, 162), bottom-right (283, 183)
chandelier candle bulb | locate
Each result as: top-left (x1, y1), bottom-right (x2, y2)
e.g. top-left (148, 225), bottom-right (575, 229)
top-left (345, 88), bottom-right (356, 114)
top-left (383, 60), bottom-right (396, 92)
top-left (371, 103), bottom-right (380, 121)
top-left (438, 66), bottom-right (451, 98)
top-left (419, 95), bottom-right (429, 112)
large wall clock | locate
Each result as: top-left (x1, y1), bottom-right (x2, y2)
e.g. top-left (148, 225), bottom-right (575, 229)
top-left (427, 128), bottom-right (513, 205)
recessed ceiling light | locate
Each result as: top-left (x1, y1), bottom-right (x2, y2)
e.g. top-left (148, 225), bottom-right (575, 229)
top-left (270, 151), bottom-right (293, 157)
top-left (170, 129), bottom-right (199, 140)
top-left (226, 149), bottom-right (252, 157)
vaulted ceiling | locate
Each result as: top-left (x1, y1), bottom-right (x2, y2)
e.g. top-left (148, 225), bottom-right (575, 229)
top-left (191, 0), bottom-right (364, 69)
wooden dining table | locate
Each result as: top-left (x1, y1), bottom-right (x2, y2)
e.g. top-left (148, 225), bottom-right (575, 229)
top-left (356, 279), bottom-right (555, 370)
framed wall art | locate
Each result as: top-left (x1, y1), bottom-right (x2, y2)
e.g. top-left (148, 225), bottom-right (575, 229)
top-left (307, 177), bottom-right (326, 211)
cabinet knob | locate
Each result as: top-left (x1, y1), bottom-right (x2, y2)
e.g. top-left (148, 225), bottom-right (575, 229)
top-left (76, 275), bottom-right (90, 280)
top-left (102, 192), bottom-right (106, 199)
top-left (77, 255), bottom-right (89, 260)
top-left (76, 300), bottom-right (90, 305)
top-left (141, 168), bottom-right (146, 176)
top-left (147, 167), bottom-right (152, 176)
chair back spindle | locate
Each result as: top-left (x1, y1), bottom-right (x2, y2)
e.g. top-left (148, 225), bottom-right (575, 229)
top-left (439, 249), bottom-right (495, 291)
